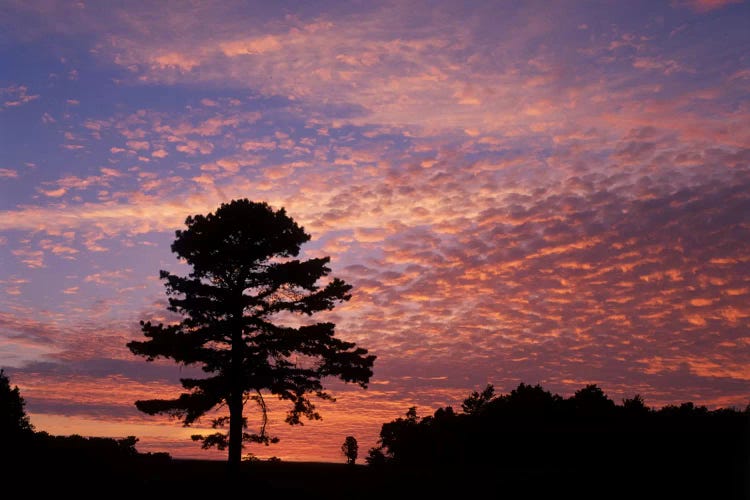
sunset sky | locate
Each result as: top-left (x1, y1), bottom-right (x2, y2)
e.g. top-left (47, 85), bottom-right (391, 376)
top-left (1, 0), bottom-right (749, 463)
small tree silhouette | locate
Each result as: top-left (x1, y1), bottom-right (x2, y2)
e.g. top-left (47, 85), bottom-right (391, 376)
top-left (341, 435), bottom-right (358, 465)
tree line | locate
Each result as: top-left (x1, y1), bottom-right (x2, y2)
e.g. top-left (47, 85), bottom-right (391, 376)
top-left (1, 369), bottom-right (170, 488)
top-left (365, 383), bottom-right (748, 476)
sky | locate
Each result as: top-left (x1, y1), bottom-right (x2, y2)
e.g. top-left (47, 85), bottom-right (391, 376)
top-left (1, 0), bottom-right (749, 463)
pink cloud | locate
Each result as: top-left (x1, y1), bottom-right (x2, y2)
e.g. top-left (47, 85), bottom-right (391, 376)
top-left (2, 85), bottom-right (39, 107)
top-left (10, 248), bottom-right (45, 268)
top-left (175, 140), bottom-right (213, 155)
top-left (98, 170), bottom-right (119, 179)
top-left (220, 34), bottom-right (282, 56)
top-left (150, 52), bottom-right (199, 71)
top-left (39, 187), bottom-right (67, 197)
top-left (241, 140), bottom-right (277, 151)
top-left (632, 57), bottom-right (689, 75)
top-left (126, 140), bottom-right (150, 150)
top-left (192, 173), bottom-right (215, 186)
top-left (84, 269), bottom-right (132, 285)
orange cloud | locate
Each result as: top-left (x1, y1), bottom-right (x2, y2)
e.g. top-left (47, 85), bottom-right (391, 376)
top-left (150, 52), bottom-right (199, 71)
top-left (126, 140), bottom-right (150, 150)
top-left (39, 187), bottom-right (66, 197)
top-left (220, 35), bottom-right (282, 56)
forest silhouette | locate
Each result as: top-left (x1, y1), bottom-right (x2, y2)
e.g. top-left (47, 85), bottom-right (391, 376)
top-left (366, 382), bottom-right (749, 498)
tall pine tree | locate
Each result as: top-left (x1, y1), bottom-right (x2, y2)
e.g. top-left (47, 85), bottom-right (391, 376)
top-left (128, 199), bottom-right (375, 474)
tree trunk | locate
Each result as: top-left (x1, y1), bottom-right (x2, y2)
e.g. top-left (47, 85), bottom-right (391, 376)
top-left (227, 306), bottom-right (244, 479)
top-left (228, 388), bottom-right (243, 479)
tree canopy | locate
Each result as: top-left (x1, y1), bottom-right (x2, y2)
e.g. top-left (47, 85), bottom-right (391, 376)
top-left (0, 368), bottom-right (33, 440)
top-left (128, 199), bottom-right (375, 472)
top-left (367, 382), bottom-right (749, 474)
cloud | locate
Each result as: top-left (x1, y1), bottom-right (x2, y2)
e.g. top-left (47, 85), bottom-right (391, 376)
top-left (241, 140), bottom-right (277, 151)
top-left (126, 140), bottom-right (150, 150)
top-left (1, 84), bottom-right (39, 108)
top-left (150, 52), bottom-right (200, 71)
top-left (38, 187), bottom-right (66, 197)
top-left (84, 269), bottom-right (133, 285)
top-left (632, 56), bottom-right (689, 75)
top-left (0, 310), bottom-right (61, 355)
top-left (175, 140), bottom-right (213, 155)
top-left (191, 173), bottom-right (215, 186)
top-left (0, 197), bottom-right (214, 236)
top-left (219, 34), bottom-right (282, 56)
top-left (39, 239), bottom-right (77, 257)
